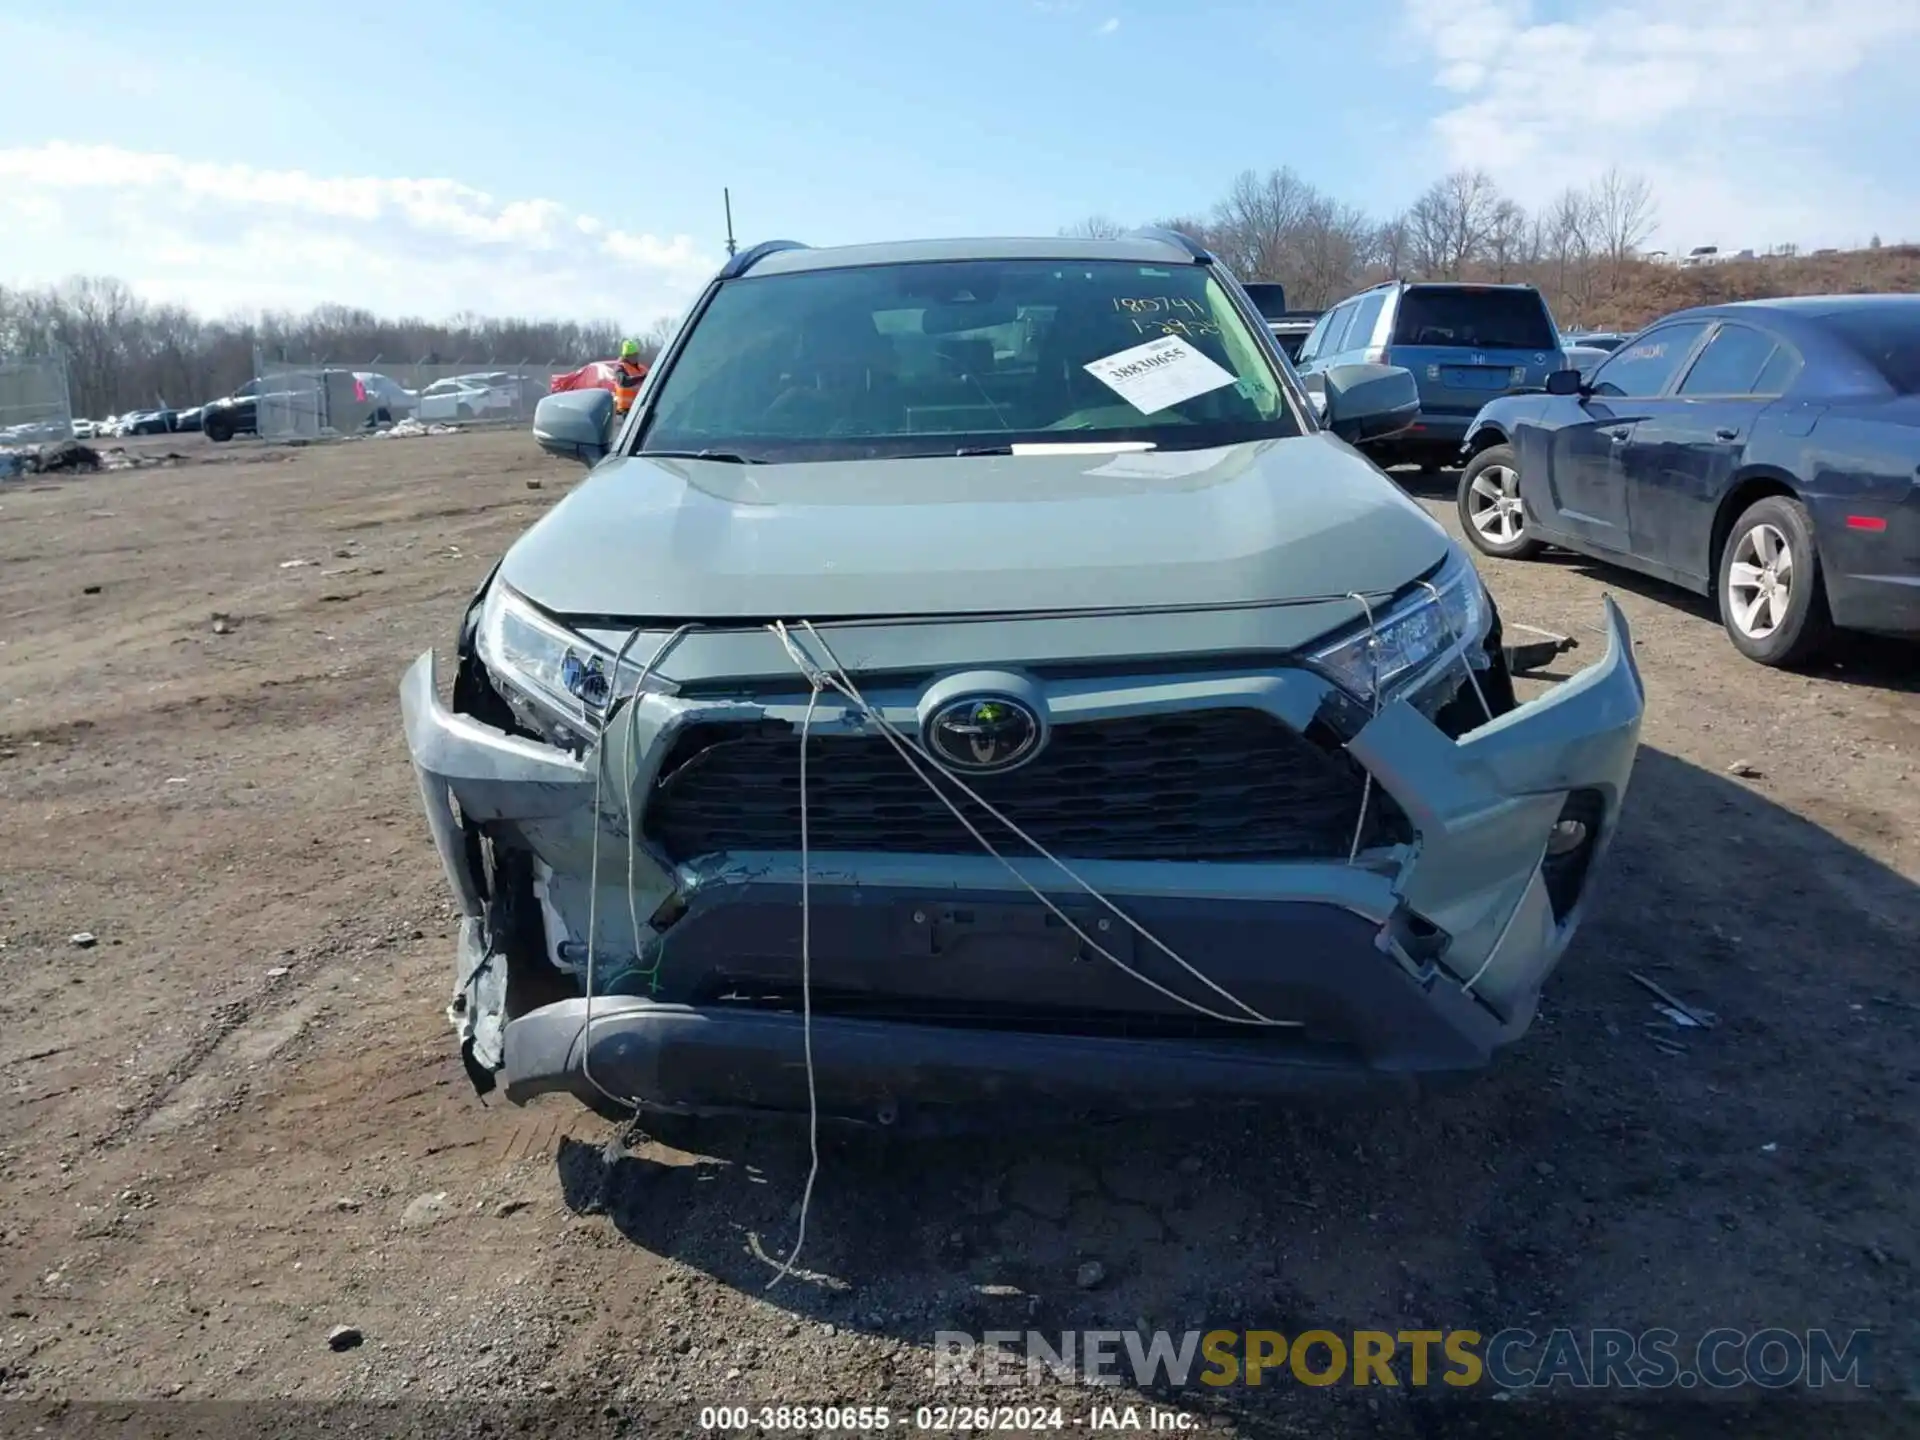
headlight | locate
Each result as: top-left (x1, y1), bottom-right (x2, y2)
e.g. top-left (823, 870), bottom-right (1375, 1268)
top-left (1307, 549), bottom-right (1489, 706)
top-left (476, 584), bottom-right (662, 742)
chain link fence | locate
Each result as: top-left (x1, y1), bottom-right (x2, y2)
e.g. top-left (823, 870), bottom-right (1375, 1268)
top-left (0, 353), bottom-right (74, 447)
top-left (250, 353), bottom-right (588, 441)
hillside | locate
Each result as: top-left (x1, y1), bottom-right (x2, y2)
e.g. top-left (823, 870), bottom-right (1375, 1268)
top-left (1577, 245), bottom-right (1920, 331)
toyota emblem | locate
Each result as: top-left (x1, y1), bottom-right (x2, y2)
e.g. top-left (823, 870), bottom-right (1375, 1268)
top-left (925, 696), bottom-right (1043, 774)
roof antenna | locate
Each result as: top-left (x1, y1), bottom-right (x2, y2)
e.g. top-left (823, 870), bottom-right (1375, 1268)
top-left (724, 187), bottom-right (738, 257)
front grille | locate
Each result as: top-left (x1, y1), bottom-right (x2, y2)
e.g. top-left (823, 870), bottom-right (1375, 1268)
top-left (644, 708), bottom-right (1409, 864)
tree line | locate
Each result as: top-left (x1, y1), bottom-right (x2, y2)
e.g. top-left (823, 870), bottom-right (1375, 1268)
top-left (1066, 164), bottom-right (1663, 322)
top-left (9, 163), bottom-right (1909, 421)
top-left (0, 276), bottom-right (647, 420)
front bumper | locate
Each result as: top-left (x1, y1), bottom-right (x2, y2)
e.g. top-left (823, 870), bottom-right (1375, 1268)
top-left (400, 599), bottom-right (1644, 1121)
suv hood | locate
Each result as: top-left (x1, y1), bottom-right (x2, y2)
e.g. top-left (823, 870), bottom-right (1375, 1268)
top-left (499, 436), bottom-right (1452, 620)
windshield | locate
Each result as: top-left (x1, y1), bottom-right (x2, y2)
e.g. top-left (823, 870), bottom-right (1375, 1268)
top-left (1392, 287), bottom-right (1557, 351)
top-left (1821, 306), bottom-right (1920, 394)
top-left (637, 258), bottom-right (1301, 461)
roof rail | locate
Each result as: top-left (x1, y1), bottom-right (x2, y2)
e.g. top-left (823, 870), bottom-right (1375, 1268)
top-left (1126, 227), bottom-right (1213, 263)
top-left (719, 240), bottom-right (808, 280)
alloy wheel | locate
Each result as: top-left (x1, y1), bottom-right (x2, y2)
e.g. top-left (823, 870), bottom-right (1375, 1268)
top-left (1726, 522), bottom-right (1793, 639)
top-left (1467, 464), bottom-right (1525, 545)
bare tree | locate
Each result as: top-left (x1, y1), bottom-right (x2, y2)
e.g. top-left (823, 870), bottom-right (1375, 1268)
top-left (1209, 168), bottom-right (1318, 280)
top-left (1405, 169), bottom-right (1508, 278)
top-left (1372, 213), bottom-right (1412, 280)
top-left (1290, 198), bottom-right (1376, 308)
top-left (1542, 186), bottom-right (1598, 311)
top-left (1058, 215), bottom-right (1129, 240)
top-left (638, 315), bottom-right (679, 362)
top-left (1590, 167), bottom-right (1658, 282)
top-left (1485, 198), bottom-right (1533, 282)
top-left (1149, 215), bottom-right (1218, 253)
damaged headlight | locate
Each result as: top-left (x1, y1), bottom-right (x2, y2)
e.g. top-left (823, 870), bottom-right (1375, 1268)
top-left (475, 584), bottom-right (661, 743)
top-left (1307, 547), bottom-right (1489, 707)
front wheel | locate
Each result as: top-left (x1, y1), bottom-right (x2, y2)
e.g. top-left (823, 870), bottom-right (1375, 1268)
top-left (1717, 495), bottom-right (1833, 666)
top-left (1457, 444), bottom-right (1542, 559)
top-left (203, 415), bottom-right (233, 443)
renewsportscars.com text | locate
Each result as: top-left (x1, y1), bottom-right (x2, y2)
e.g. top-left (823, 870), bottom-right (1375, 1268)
top-left (933, 1327), bottom-right (1871, 1392)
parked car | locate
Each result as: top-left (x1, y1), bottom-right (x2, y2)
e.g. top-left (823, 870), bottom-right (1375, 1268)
top-left (414, 377), bottom-right (497, 422)
top-left (353, 372), bottom-right (418, 421)
top-left (71, 418), bottom-right (99, 439)
top-left (0, 420), bottom-right (72, 445)
top-left (1296, 281), bottom-right (1565, 472)
top-left (200, 379), bottom-right (267, 442)
top-left (1458, 295), bottom-right (1920, 665)
top-left (1241, 281), bottom-right (1322, 362)
top-left (401, 230), bottom-right (1644, 1126)
top-left (1564, 331), bottom-right (1629, 353)
top-left (201, 370), bottom-right (365, 441)
top-left (174, 405), bottom-right (204, 433)
top-left (461, 371), bottom-right (527, 412)
top-left (1562, 344), bottom-right (1612, 380)
top-left (122, 408), bottom-right (179, 436)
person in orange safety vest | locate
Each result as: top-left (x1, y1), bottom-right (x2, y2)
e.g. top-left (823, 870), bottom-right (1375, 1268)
top-left (612, 339), bottom-right (649, 414)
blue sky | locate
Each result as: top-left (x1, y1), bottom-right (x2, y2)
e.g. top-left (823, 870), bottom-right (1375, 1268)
top-left (3, 0), bottom-right (1918, 329)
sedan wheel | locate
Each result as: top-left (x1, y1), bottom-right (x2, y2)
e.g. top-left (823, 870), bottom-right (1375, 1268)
top-left (1456, 443), bottom-right (1543, 560)
top-left (1725, 523), bottom-right (1794, 640)
top-left (1716, 495), bottom-right (1833, 666)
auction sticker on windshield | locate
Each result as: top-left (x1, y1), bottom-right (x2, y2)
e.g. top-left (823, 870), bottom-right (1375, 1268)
top-left (1084, 335), bottom-right (1236, 415)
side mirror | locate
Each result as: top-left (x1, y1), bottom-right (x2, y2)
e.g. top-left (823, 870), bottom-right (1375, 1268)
top-left (532, 388), bottom-right (614, 466)
top-left (1320, 362), bottom-right (1419, 444)
top-left (1545, 368), bottom-right (1586, 397)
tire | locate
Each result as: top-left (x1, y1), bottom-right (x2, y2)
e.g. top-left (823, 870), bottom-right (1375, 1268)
top-left (1716, 495), bottom-right (1833, 666)
top-left (1457, 444), bottom-right (1543, 560)
top-left (456, 403), bottom-right (474, 422)
top-left (203, 414), bottom-right (233, 443)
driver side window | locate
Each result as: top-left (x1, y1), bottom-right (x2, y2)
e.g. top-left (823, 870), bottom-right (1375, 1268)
top-left (1588, 322), bottom-right (1709, 397)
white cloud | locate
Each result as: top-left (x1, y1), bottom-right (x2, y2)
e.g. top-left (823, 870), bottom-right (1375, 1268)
top-left (0, 142), bottom-right (718, 327)
top-left (1401, 0), bottom-right (1920, 252)
top-left (1096, 16), bottom-right (1121, 35)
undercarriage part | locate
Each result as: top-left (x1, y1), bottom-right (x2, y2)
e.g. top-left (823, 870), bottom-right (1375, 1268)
top-left (1503, 622), bottom-right (1580, 675)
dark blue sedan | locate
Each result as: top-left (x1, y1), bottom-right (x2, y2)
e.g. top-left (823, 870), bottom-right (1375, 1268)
top-left (1458, 295), bottom-right (1920, 665)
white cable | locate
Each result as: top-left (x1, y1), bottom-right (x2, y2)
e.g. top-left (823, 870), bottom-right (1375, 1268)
top-left (1418, 579), bottom-right (1494, 724)
top-left (789, 621), bottom-right (1288, 1026)
top-left (770, 621), bottom-right (1298, 1029)
top-left (1344, 592), bottom-right (1384, 865)
top-left (580, 625), bottom-right (695, 1114)
top-left (623, 625), bottom-right (699, 998)
top-left (765, 673), bottom-right (823, 1290)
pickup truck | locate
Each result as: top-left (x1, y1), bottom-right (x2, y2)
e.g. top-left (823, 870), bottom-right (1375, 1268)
top-left (1241, 281), bottom-right (1322, 363)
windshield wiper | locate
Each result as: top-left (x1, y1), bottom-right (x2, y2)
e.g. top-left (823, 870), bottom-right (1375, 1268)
top-left (637, 449), bottom-right (762, 464)
top-left (951, 441), bottom-right (1160, 457)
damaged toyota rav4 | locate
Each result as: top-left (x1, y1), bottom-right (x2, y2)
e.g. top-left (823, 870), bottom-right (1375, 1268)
top-left (400, 231), bottom-right (1645, 1128)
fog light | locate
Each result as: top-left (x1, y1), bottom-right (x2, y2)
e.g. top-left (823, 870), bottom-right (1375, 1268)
top-left (1545, 818), bottom-right (1588, 856)
top-left (1542, 789), bottom-right (1606, 923)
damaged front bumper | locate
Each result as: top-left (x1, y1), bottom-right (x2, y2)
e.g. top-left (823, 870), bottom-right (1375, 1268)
top-left (400, 598), bottom-right (1643, 1124)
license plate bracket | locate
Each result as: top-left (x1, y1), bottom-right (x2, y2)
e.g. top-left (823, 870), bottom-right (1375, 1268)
top-left (895, 899), bottom-right (1135, 965)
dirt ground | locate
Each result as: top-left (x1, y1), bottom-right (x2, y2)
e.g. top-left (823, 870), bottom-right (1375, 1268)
top-left (1, 429), bottom-right (1916, 1437)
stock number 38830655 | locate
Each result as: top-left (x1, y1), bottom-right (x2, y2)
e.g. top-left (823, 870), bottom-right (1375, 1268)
top-left (697, 1404), bottom-right (1069, 1431)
